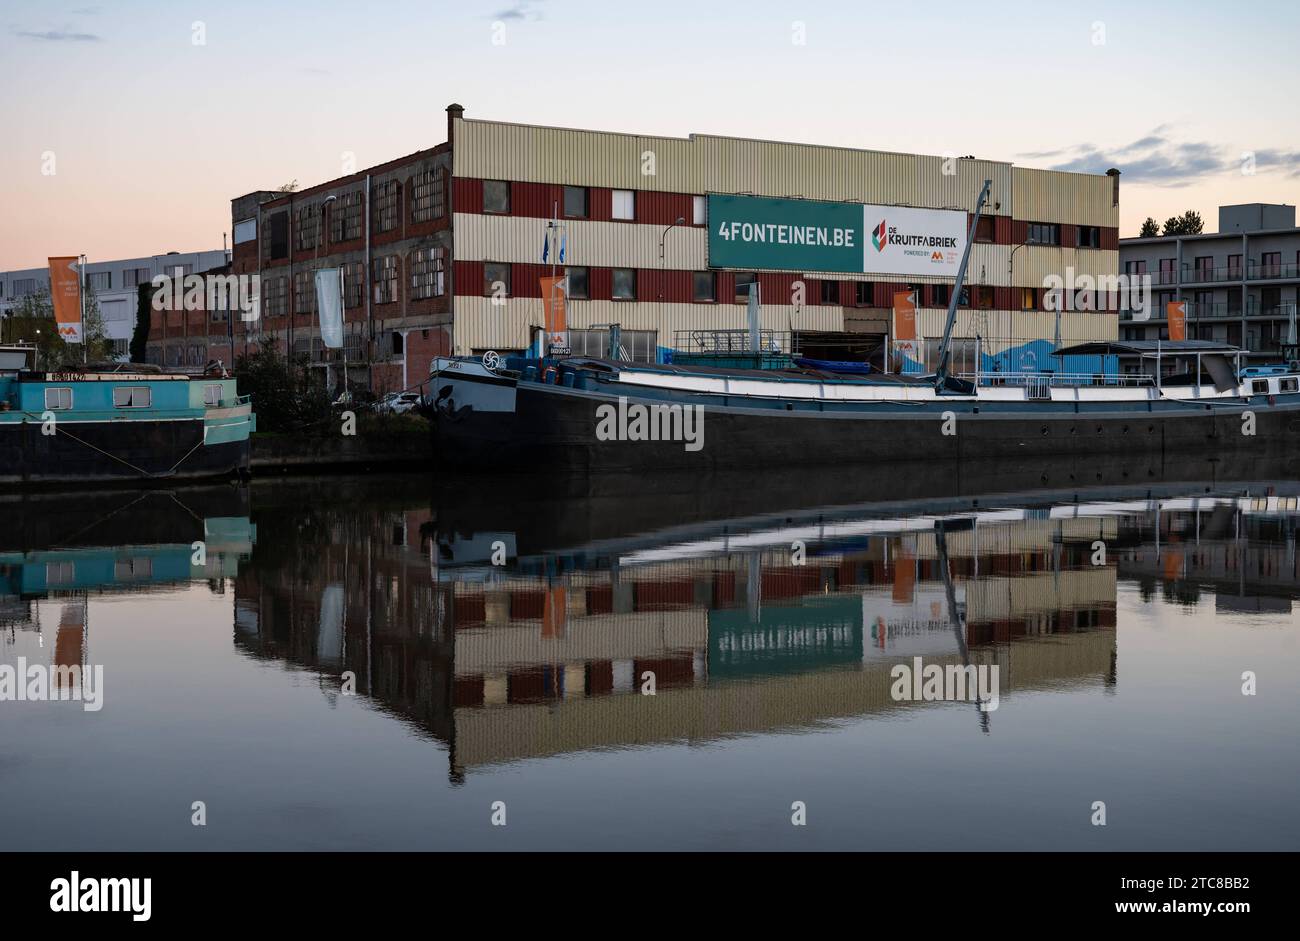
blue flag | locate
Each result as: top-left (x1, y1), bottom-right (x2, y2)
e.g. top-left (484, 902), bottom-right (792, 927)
top-left (542, 227), bottom-right (549, 263)
top-left (559, 231), bottom-right (566, 263)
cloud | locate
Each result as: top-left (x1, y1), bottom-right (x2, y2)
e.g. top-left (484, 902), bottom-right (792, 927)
top-left (492, 1), bottom-right (544, 20)
top-left (1018, 127), bottom-right (1300, 185)
top-left (14, 28), bottom-right (101, 42)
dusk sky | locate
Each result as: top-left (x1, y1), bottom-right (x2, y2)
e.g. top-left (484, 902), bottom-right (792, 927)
top-left (3, 0), bottom-right (1299, 269)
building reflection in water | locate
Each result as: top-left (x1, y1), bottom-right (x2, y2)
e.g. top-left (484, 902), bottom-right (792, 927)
top-left (234, 489), bottom-right (1300, 783)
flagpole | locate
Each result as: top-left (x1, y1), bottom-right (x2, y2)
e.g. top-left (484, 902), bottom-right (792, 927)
top-left (79, 254), bottom-right (87, 365)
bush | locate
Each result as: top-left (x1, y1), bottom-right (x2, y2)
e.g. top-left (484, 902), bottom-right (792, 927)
top-left (235, 340), bottom-right (332, 434)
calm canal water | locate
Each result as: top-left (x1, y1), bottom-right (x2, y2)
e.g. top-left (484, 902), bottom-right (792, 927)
top-left (3, 469), bottom-right (1299, 851)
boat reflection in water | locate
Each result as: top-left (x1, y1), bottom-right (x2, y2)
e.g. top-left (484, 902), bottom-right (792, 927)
top-left (224, 462), bottom-right (1300, 784)
top-left (1, 488), bottom-right (254, 683)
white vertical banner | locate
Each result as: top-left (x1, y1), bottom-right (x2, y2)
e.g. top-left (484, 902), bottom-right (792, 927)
top-left (315, 267), bottom-right (344, 349)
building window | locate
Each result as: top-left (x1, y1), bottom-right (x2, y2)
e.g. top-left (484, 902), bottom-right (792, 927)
top-left (563, 186), bottom-right (588, 218)
top-left (693, 271), bottom-right (715, 301)
top-left (1021, 287), bottom-right (1037, 310)
top-left (612, 189), bottom-right (635, 221)
top-left (1026, 222), bottom-right (1060, 246)
top-left (1159, 258), bottom-right (1177, 285)
top-left (204, 384), bottom-right (224, 407)
top-left (974, 286), bottom-right (994, 309)
top-left (410, 246), bottom-right (446, 299)
top-left (484, 262), bottom-right (511, 297)
top-left (820, 280), bottom-right (839, 304)
top-left (565, 266), bottom-right (589, 299)
top-left (373, 255), bottom-right (399, 303)
top-left (343, 262), bottom-right (364, 309)
top-left (569, 328), bottom-right (658, 363)
top-left (693, 195), bottom-right (707, 226)
top-left (931, 284), bottom-right (950, 307)
top-left (1124, 260), bottom-right (1147, 277)
top-left (1077, 225), bottom-right (1101, 249)
top-left (612, 267), bottom-right (636, 299)
top-left (1260, 251), bottom-right (1281, 278)
top-left (233, 218), bottom-right (256, 244)
top-left (1228, 254), bottom-right (1243, 279)
top-left (411, 168), bottom-right (446, 222)
top-left (332, 191), bottom-right (363, 242)
top-left (854, 281), bottom-right (874, 306)
top-left (374, 181), bottom-right (400, 233)
top-left (296, 204), bottom-right (320, 251)
top-left (483, 179), bottom-right (510, 214)
top-left (392, 332), bottom-right (405, 357)
top-left (975, 216), bottom-right (995, 242)
top-left (734, 272), bottom-right (758, 302)
top-left (12, 278), bottom-right (37, 298)
top-left (44, 387), bottom-right (72, 410)
top-left (264, 211), bottom-right (290, 260)
top-left (122, 266), bottom-right (152, 288)
top-left (262, 276), bottom-right (288, 317)
top-left (113, 386), bottom-right (152, 408)
top-left (294, 270), bottom-right (317, 315)
top-left (87, 271), bottom-right (111, 292)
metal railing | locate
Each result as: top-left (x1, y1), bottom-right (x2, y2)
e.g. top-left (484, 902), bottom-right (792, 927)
top-left (1118, 301), bottom-right (1297, 321)
top-left (1248, 261), bottom-right (1300, 281)
top-left (961, 370), bottom-right (1157, 389)
top-left (674, 329), bottom-right (796, 355)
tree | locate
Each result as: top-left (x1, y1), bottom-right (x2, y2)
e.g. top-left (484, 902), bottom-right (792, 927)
top-left (3, 289), bottom-right (61, 369)
top-left (130, 282), bottom-right (155, 363)
top-left (78, 283), bottom-right (114, 364)
top-left (1139, 217), bottom-right (1160, 238)
top-left (1161, 210), bottom-right (1205, 236)
top-left (277, 180), bottom-right (299, 192)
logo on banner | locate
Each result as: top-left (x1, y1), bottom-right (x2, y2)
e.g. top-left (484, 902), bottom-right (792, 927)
top-left (872, 219), bottom-right (888, 253)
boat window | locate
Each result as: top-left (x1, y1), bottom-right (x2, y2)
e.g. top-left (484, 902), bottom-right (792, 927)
top-left (1281, 378), bottom-right (1298, 393)
top-left (204, 383), bottom-right (224, 406)
top-left (113, 386), bottom-right (152, 408)
top-left (1251, 380), bottom-right (1269, 395)
top-left (44, 387), bottom-right (73, 410)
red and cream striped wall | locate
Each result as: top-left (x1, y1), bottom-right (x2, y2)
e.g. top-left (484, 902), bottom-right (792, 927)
top-left (446, 112), bottom-right (1121, 355)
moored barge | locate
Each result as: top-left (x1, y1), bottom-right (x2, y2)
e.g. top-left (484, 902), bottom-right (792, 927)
top-left (0, 345), bottom-right (255, 486)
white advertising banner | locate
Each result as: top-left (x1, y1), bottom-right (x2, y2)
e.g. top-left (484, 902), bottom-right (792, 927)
top-left (861, 203), bottom-right (967, 278)
top-left (315, 267), bottom-right (344, 349)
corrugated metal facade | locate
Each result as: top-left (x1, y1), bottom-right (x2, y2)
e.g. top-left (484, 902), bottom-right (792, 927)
top-left (453, 297), bottom-right (841, 352)
top-left (449, 114), bottom-right (1120, 354)
top-left (454, 118), bottom-right (1015, 214)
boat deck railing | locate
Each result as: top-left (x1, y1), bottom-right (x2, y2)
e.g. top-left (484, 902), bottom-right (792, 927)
top-left (963, 371), bottom-right (1158, 392)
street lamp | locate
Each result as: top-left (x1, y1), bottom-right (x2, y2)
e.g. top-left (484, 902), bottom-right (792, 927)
top-left (659, 217), bottom-right (686, 355)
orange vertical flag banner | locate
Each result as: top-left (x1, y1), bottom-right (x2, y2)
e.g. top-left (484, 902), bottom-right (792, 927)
top-left (892, 290), bottom-right (917, 342)
top-left (1167, 300), bottom-right (1187, 342)
top-left (48, 256), bottom-right (84, 343)
top-left (539, 276), bottom-right (569, 353)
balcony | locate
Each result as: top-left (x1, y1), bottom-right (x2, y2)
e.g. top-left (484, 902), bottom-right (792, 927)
top-left (1247, 261), bottom-right (1300, 281)
top-left (1183, 265), bottom-right (1243, 284)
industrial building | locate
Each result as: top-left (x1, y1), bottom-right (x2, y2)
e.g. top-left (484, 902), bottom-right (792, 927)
top-left (0, 249), bottom-right (228, 361)
top-left (1119, 203), bottom-right (1300, 359)
top-left (228, 104), bottom-right (1122, 393)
